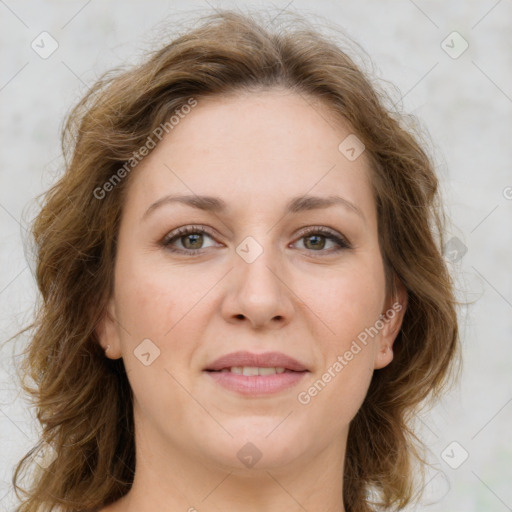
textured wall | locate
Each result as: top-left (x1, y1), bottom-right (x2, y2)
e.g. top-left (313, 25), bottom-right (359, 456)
top-left (1, 1), bottom-right (511, 510)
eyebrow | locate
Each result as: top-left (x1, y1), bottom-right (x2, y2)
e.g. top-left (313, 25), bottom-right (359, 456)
top-left (142, 193), bottom-right (365, 221)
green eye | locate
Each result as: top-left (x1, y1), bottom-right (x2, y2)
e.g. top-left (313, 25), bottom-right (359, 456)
top-left (162, 225), bottom-right (351, 256)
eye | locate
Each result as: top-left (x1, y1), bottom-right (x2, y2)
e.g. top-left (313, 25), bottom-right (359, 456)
top-left (292, 226), bottom-right (351, 254)
top-left (162, 225), bottom-right (219, 255)
top-left (161, 225), bottom-right (351, 256)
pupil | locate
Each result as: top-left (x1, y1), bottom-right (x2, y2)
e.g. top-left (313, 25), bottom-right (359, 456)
top-left (305, 235), bottom-right (325, 250)
top-left (183, 233), bottom-right (202, 249)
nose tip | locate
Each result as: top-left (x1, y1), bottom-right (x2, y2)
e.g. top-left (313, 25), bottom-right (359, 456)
top-left (222, 246), bottom-right (294, 329)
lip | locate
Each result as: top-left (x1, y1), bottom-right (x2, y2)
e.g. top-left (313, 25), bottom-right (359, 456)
top-left (204, 351), bottom-right (309, 372)
top-left (203, 351), bottom-right (309, 396)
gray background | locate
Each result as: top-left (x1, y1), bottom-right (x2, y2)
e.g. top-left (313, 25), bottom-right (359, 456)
top-left (1, 0), bottom-right (511, 510)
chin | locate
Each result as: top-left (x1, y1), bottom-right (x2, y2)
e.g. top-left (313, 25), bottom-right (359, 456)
top-left (195, 417), bottom-right (307, 471)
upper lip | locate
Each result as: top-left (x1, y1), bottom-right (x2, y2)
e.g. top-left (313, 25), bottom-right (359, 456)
top-left (204, 351), bottom-right (309, 372)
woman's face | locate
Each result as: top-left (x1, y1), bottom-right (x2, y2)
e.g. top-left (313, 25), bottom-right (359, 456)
top-left (98, 89), bottom-right (405, 474)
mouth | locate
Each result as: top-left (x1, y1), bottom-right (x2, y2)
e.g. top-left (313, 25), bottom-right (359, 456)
top-left (203, 351), bottom-right (309, 396)
top-left (204, 350), bottom-right (309, 372)
top-left (207, 366), bottom-right (296, 375)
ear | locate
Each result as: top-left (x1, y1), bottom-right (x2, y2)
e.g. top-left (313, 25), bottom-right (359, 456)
top-left (374, 278), bottom-right (408, 370)
top-left (95, 297), bottom-right (123, 360)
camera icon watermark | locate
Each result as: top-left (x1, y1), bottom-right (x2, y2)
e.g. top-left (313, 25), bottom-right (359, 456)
top-left (236, 236), bottom-right (263, 263)
top-left (134, 338), bottom-right (161, 366)
top-left (31, 31), bottom-right (59, 59)
top-left (338, 134), bottom-right (366, 161)
top-left (441, 441), bottom-right (469, 469)
top-left (441, 31), bottom-right (469, 59)
top-left (443, 236), bottom-right (468, 263)
top-left (237, 442), bottom-right (263, 468)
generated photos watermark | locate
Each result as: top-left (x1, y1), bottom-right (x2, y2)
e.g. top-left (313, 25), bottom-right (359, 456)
top-left (297, 301), bottom-right (403, 405)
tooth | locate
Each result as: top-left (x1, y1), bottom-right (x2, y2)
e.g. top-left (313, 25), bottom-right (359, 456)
top-left (258, 367), bottom-right (277, 375)
top-left (242, 367), bottom-right (259, 376)
top-left (227, 366), bottom-right (288, 375)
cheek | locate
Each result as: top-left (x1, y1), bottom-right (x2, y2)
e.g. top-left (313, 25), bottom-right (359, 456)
top-left (115, 251), bottom-right (208, 339)
top-left (113, 259), bottom-right (202, 426)
top-left (118, 275), bottom-right (176, 338)
top-left (294, 266), bottom-right (383, 430)
top-left (296, 255), bottom-right (386, 344)
top-left (113, 253), bottom-right (217, 387)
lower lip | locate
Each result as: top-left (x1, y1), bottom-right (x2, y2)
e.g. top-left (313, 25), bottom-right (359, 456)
top-left (204, 370), bottom-right (307, 396)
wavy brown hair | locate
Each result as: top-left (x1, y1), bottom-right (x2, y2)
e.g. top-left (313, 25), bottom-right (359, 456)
top-left (10, 8), bottom-right (460, 512)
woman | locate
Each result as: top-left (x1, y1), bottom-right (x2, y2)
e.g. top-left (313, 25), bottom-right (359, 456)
top-left (12, 9), bottom-right (460, 512)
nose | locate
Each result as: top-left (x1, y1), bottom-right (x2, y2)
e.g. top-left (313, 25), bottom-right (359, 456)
top-left (221, 239), bottom-right (295, 330)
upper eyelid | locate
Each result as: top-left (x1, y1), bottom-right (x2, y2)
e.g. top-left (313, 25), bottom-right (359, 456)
top-left (164, 224), bottom-right (344, 239)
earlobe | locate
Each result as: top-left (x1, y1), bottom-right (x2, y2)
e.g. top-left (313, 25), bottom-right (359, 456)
top-left (374, 344), bottom-right (393, 370)
top-left (374, 280), bottom-right (408, 370)
top-left (95, 299), bottom-right (122, 359)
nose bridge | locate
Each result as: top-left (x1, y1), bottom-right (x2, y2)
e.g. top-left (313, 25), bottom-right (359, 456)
top-left (224, 230), bottom-right (293, 328)
top-left (235, 232), bottom-right (282, 294)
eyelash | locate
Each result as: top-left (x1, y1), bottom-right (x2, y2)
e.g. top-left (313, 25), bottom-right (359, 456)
top-left (161, 224), bottom-right (351, 257)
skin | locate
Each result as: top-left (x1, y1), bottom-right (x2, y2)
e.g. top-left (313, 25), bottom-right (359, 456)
top-left (97, 88), bottom-right (407, 512)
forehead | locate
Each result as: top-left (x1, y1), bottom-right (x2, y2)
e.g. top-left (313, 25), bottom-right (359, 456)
top-left (124, 89), bottom-right (376, 221)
